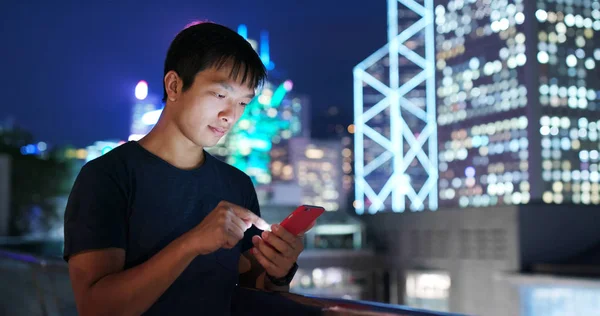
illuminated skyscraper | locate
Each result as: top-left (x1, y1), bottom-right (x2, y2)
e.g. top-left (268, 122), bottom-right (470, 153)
top-left (535, 1), bottom-right (600, 205)
top-left (354, 0), bottom-right (437, 214)
top-left (269, 94), bottom-right (311, 183)
top-left (289, 138), bottom-right (345, 212)
top-left (436, 0), bottom-right (600, 208)
top-left (436, 0), bottom-right (530, 208)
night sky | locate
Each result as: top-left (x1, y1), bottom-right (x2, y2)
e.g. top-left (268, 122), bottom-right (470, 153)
top-left (0, 0), bottom-right (386, 147)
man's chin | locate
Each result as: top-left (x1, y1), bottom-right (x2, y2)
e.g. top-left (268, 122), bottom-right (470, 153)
top-left (200, 138), bottom-right (224, 148)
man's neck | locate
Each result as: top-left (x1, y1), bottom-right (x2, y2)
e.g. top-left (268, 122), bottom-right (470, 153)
top-left (138, 117), bottom-right (205, 170)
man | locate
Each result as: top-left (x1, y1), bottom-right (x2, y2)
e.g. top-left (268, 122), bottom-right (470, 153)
top-left (64, 22), bottom-right (311, 315)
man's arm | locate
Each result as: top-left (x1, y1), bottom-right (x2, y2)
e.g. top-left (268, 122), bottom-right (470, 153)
top-left (238, 250), bottom-right (290, 292)
top-left (68, 201), bottom-right (269, 316)
top-left (68, 231), bottom-right (197, 316)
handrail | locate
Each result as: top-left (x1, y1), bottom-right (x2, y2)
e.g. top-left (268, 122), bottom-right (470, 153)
top-left (0, 248), bottom-right (71, 316)
top-left (0, 249), bottom-right (65, 266)
top-left (307, 296), bottom-right (463, 315)
top-left (0, 246), bottom-right (462, 316)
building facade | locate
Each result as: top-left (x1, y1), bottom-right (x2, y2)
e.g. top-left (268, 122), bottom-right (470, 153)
top-left (436, 0), bottom-right (600, 208)
top-left (288, 138), bottom-right (345, 212)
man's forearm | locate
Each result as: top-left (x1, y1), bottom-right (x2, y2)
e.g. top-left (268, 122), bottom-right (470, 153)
top-left (79, 233), bottom-right (197, 316)
top-left (238, 251), bottom-right (290, 292)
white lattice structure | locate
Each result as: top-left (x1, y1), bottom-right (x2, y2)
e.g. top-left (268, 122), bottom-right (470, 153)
top-left (353, 0), bottom-right (437, 214)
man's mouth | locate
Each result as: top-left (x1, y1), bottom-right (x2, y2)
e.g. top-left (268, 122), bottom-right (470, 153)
top-left (209, 126), bottom-right (227, 136)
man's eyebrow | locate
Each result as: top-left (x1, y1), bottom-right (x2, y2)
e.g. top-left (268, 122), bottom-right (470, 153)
top-left (217, 81), bottom-right (255, 98)
top-left (218, 82), bottom-right (233, 91)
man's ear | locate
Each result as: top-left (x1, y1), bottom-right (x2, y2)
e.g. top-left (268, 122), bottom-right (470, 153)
top-left (164, 70), bottom-right (182, 102)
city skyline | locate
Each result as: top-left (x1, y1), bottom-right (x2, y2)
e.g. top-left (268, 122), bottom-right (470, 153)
top-left (4, 0), bottom-right (600, 212)
top-left (0, 1), bottom-right (387, 147)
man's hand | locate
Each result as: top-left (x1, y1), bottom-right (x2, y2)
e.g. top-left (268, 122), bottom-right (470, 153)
top-left (250, 221), bottom-right (315, 278)
top-left (188, 201), bottom-right (270, 255)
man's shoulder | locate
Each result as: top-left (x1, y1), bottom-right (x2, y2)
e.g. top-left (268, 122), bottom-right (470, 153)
top-left (207, 152), bottom-right (253, 185)
top-left (79, 142), bottom-right (135, 178)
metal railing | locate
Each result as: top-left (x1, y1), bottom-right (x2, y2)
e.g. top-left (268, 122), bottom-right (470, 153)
top-left (0, 248), bottom-right (75, 316)
top-left (0, 242), bottom-right (462, 316)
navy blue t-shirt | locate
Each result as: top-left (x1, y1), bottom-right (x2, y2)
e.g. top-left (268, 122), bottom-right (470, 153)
top-left (63, 141), bottom-right (263, 315)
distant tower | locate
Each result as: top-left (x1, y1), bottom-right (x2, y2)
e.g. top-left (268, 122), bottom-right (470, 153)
top-left (353, 0), bottom-right (437, 214)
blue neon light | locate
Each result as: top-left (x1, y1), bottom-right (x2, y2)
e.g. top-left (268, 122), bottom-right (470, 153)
top-left (237, 24), bottom-right (248, 39)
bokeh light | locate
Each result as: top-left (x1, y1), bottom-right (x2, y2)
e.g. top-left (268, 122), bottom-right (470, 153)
top-left (135, 80), bottom-right (148, 101)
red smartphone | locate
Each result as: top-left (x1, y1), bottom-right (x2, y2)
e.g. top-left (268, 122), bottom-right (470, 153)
top-left (279, 205), bottom-right (325, 236)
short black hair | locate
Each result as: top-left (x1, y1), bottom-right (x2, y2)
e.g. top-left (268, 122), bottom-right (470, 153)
top-left (162, 22), bottom-right (267, 102)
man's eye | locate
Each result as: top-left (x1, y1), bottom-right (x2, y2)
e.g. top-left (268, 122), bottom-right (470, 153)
top-left (214, 92), bottom-right (226, 98)
top-left (240, 102), bottom-right (248, 107)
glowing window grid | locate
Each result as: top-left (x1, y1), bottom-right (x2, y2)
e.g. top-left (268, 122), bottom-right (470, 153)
top-left (354, 0), bottom-right (438, 214)
top-left (436, 0), bottom-right (531, 208)
top-left (536, 0), bottom-right (600, 205)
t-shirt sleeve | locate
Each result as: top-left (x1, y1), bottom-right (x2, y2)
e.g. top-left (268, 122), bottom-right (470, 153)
top-left (63, 161), bottom-right (128, 261)
top-left (241, 177), bottom-right (263, 253)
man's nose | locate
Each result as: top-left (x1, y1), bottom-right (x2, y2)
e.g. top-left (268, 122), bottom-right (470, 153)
top-left (219, 103), bottom-right (235, 123)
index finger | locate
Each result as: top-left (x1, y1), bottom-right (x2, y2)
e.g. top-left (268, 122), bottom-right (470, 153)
top-left (228, 203), bottom-right (270, 231)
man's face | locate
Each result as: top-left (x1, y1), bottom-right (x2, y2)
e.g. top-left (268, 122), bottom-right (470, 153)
top-left (173, 65), bottom-right (256, 148)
